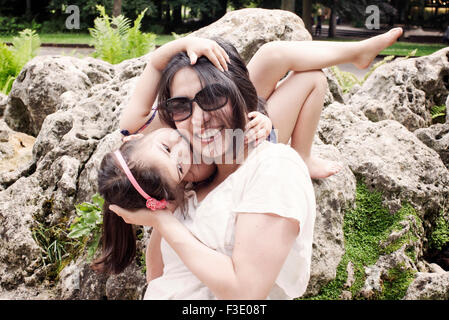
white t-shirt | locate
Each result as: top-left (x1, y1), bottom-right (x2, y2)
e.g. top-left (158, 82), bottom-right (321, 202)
top-left (144, 141), bottom-right (316, 300)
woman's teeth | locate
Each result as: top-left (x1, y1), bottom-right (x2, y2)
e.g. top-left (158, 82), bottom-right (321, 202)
top-left (195, 128), bottom-right (221, 141)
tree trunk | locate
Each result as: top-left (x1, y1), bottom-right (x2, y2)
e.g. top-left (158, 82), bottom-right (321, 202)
top-left (156, 0), bottom-right (163, 20)
top-left (165, 2), bottom-right (172, 33)
top-left (302, 0), bottom-right (312, 35)
top-left (216, 0), bottom-right (228, 19)
top-left (112, 0), bottom-right (122, 17)
top-left (328, 2), bottom-right (337, 39)
top-left (173, 4), bottom-right (182, 27)
top-left (25, 0), bottom-right (31, 17)
top-left (281, 0), bottom-right (295, 12)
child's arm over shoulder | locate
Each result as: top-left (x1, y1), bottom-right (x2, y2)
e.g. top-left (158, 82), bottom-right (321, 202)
top-left (245, 111), bottom-right (272, 146)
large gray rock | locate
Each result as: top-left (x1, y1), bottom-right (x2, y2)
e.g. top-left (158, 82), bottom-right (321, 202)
top-left (349, 47), bottom-right (449, 132)
top-left (414, 123), bottom-right (449, 169)
top-left (0, 93), bottom-right (7, 117)
top-left (359, 248), bottom-right (418, 299)
top-left (190, 8), bottom-right (312, 64)
top-left (0, 119), bottom-right (35, 178)
top-left (319, 102), bottom-right (449, 219)
top-left (304, 141), bottom-right (356, 296)
top-left (323, 68), bottom-right (345, 106)
top-left (403, 272), bottom-right (449, 300)
top-left (4, 56), bottom-right (115, 136)
top-left (0, 54), bottom-right (145, 298)
top-left (446, 94), bottom-right (449, 123)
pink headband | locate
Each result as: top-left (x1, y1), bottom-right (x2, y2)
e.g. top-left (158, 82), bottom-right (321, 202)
top-left (114, 150), bottom-right (167, 211)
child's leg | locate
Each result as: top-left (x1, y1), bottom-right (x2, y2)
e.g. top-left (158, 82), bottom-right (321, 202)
top-left (266, 70), bottom-right (342, 179)
top-left (248, 27), bottom-right (403, 100)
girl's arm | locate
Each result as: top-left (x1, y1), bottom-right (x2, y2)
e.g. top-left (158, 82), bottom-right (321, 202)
top-left (120, 37), bottom-right (230, 135)
top-left (110, 205), bottom-right (298, 299)
top-left (146, 228), bottom-right (163, 283)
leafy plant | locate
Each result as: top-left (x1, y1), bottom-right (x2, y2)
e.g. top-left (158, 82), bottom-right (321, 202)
top-left (330, 65), bottom-right (361, 94)
top-left (89, 5), bottom-right (156, 64)
top-left (361, 54), bottom-right (395, 83)
top-left (331, 49), bottom-right (417, 94)
top-left (31, 221), bottom-right (79, 281)
top-left (430, 105), bottom-right (446, 124)
top-left (0, 28), bottom-right (40, 94)
top-left (68, 193), bottom-right (104, 261)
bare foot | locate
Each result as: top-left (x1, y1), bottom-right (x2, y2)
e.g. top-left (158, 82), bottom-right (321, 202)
top-left (353, 27), bottom-right (403, 69)
top-left (303, 156), bottom-right (343, 179)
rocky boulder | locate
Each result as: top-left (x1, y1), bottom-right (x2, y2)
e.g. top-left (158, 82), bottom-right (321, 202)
top-left (3, 56), bottom-right (115, 136)
top-left (190, 8), bottom-right (312, 64)
top-left (414, 122), bottom-right (449, 169)
top-left (0, 120), bottom-right (35, 186)
top-left (404, 272), bottom-right (449, 300)
top-left (305, 141), bottom-right (356, 296)
top-left (319, 102), bottom-right (449, 219)
top-left (349, 48), bottom-right (449, 132)
top-left (0, 93), bottom-right (7, 117)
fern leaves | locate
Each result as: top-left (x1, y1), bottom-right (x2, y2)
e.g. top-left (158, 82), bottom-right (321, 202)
top-left (0, 28), bottom-right (40, 94)
top-left (89, 5), bottom-right (155, 64)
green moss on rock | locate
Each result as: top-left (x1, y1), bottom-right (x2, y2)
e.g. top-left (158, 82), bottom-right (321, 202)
top-left (428, 212), bottom-right (449, 251)
top-left (304, 182), bottom-right (421, 300)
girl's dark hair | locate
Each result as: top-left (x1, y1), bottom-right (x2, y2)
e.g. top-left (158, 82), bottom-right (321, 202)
top-left (157, 37), bottom-right (267, 131)
top-left (92, 138), bottom-right (184, 275)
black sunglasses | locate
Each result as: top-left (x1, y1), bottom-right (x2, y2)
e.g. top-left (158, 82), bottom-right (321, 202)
top-left (163, 83), bottom-right (230, 122)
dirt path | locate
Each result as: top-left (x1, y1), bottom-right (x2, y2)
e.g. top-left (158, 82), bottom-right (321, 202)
top-left (37, 45), bottom-right (95, 58)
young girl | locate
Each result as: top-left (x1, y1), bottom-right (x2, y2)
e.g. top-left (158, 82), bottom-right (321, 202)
top-left (93, 128), bottom-right (192, 274)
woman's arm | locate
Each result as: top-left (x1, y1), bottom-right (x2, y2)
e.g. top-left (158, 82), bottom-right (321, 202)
top-left (156, 211), bottom-right (298, 299)
top-left (146, 229), bottom-right (163, 283)
top-left (110, 204), bottom-right (299, 299)
top-left (120, 37), bottom-right (230, 135)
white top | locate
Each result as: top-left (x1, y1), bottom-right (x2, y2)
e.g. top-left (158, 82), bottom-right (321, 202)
top-left (144, 141), bottom-right (316, 300)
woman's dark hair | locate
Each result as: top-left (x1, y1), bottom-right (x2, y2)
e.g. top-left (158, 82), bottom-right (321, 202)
top-left (92, 138), bottom-right (184, 275)
top-left (157, 37), bottom-right (267, 132)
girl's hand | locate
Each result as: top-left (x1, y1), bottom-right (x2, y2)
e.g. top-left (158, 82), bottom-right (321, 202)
top-left (244, 111), bottom-right (272, 146)
top-left (184, 37), bottom-right (230, 72)
top-left (109, 204), bottom-right (171, 228)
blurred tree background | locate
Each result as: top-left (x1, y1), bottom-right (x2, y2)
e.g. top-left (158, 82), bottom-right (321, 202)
top-left (0, 0), bottom-right (447, 35)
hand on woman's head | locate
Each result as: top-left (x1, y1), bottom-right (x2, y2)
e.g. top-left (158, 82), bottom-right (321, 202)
top-left (185, 37), bottom-right (230, 72)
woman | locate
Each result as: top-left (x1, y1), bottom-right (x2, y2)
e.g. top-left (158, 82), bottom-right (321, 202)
top-left (108, 29), bottom-right (403, 299)
top-left (106, 39), bottom-right (315, 300)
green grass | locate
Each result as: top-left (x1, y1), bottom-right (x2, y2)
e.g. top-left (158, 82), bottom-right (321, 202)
top-left (0, 32), bottom-right (175, 47)
top-left (0, 32), bottom-right (92, 45)
top-left (380, 41), bottom-right (447, 57)
top-left (155, 34), bottom-right (176, 46)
